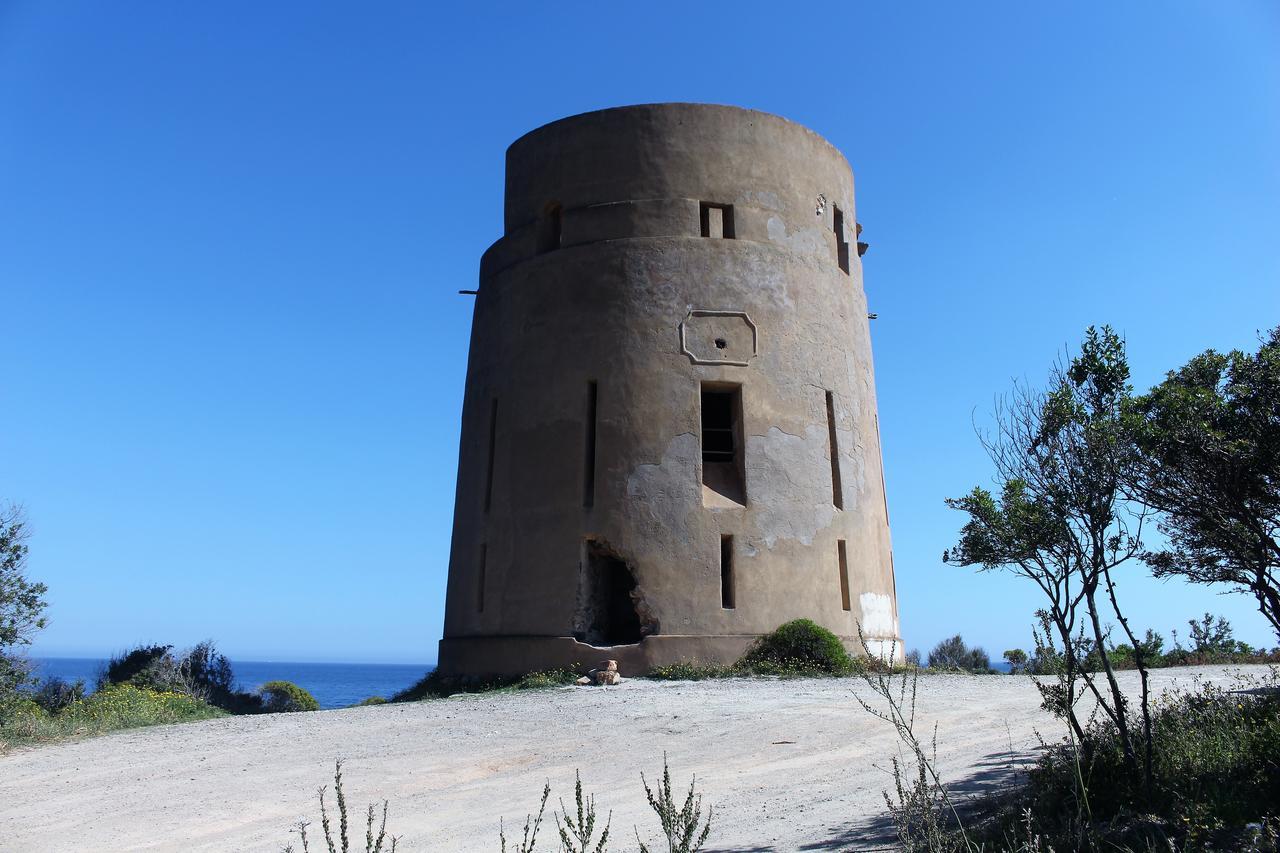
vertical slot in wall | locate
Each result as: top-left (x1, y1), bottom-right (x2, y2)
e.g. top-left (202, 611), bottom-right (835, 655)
top-left (583, 381), bottom-right (598, 507)
top-left (826, 390), bottom-right (844, 509)
top-left (483, 398), bottom-right (498, 512)
top-left (837, 540), bottom-right (851, 612)
top-left (833, 205), bottom-right (850, 274)
top-left (720, 535), bottom-right (735, 609)
top-left (537, 202), bottom-right (562, 253)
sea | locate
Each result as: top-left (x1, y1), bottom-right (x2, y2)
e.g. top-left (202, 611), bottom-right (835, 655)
top-left (29, 657), bottom-right (435, 710)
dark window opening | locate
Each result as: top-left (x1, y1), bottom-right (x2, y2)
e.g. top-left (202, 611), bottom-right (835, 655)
top-left (826, 390), bottom-right (844, 510)
top-left (477, 544), bottom-right (487, 613)
top-left (720, 535), bottom-right (736, 609)
top-left (833, 205), bottom-right (850, 274)
top-left (699, 202), bottom-right (735, 239)
top-left (583, 381), bottom-right (598, 508)
top-left (714, 337), bottom-right (727, 349)
top-left (701, 384), bottom-right (746, 505)
top-left (578, 541), bottom-right (643, 646)
top-left (837, 540), bottom-right (851, 612)
top-left (483, 398), bottom-right (498, 512)
top-left (701, 388), bottom-right (737, 462)
top-left (537, 203), bottom-right (562, 254)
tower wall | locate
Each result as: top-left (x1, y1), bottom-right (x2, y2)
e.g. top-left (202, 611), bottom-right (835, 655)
top-left (438, 103), bottom-right (900, 675)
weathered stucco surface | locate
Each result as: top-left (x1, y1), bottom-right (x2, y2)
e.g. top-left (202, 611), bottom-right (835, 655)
top-left (438, 103), bottom-right (901, 675)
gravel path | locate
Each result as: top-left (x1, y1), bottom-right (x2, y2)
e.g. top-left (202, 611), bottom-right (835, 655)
top-left (0, 665), bottom-right (1265, 852)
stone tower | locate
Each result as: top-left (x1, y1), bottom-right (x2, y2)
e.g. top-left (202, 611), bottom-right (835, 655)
top-left (438, 103), bottom-right (900, 676)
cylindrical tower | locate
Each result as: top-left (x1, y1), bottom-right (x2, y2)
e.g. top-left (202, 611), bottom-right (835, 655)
top-left (438, 103), bottom-right (900, 675)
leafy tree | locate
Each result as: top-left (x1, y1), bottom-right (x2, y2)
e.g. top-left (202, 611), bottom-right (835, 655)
top-left (1130, 328), bottom-right (1280, 642)
top-left (179, 640), bottom-right (237, 704)
top-left (1002, 648), bottom-right (1028, 674)
top-left (1110, 629), bottom-right (1166, 669)
top-left (1, 504), bottom-right (48, 708)
top-left (1186, 612), bottom-right (1236, 656)
top-left (944, 327), bottom-right (1155, 788)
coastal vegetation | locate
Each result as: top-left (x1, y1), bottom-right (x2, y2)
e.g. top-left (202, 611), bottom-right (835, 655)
top-left (1, 634), bottom-right (323, 749)
top-left (2, 683), bottom-right (226, 746)
top-left (863, 326), bottom-right (1280, 851)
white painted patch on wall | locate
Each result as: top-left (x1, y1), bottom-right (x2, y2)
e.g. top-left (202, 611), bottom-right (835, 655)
top-left (862, 637), bottom-right (903, 663)
top-left (860, 592), bottom-right (896, 637)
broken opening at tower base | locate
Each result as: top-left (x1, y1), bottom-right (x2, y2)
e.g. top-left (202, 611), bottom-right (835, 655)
top-left (575, 540), bottom-right (652, 647)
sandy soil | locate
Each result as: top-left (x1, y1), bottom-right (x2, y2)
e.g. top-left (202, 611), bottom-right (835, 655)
top-left (0, 665), bottom-right (1266, 852)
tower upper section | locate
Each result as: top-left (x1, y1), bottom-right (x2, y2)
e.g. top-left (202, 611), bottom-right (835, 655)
top-left (481, 103), bottom-right (859, 279)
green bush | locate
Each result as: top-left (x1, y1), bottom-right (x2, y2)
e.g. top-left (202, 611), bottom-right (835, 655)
top-left (259, 680), bottom-right (320, 713)
top-left (1, 684), bottom-right (225, 748)
top-left (736, 619), bottom-right (856, 676)
top-left (101, 644), bottom-right (178, 691)
top-left (926, 634), bottom-right (992, 672)
top-left (357, 696), bottom-right (387, 706)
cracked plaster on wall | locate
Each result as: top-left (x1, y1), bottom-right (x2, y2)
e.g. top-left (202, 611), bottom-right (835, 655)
top-left (766, 215), bottom-right (829, 259)
top-left (626, 433), bottom-right (702, 547)
top-left (746, 425), bottom-right (837, 549)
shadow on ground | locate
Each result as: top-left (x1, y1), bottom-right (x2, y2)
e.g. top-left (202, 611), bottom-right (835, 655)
top-left (796, 747), bottom-right (1041, 851)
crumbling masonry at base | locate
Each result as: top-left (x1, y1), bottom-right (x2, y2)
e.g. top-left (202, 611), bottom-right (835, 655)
top-left (438, 103), bottom-right (901, 676)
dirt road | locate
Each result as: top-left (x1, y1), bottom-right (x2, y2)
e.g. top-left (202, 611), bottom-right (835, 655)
top-left (0, 666), bottom-right (1262, 852)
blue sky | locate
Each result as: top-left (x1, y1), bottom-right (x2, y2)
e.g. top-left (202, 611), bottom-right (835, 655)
top-left (2, 2), bottom-right (1277, 663)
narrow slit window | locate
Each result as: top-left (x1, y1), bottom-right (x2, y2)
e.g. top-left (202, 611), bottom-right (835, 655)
top-left (699, 202), bottom-right (735, 239)
top-left (537, 203), bottom-right (562, 254)
top-left (720, 535), bottom-right (735, 609)
top-left (700, 383), bottom-right (746, 506)
top-left (583, 381), bottom-right (598, 508)
top-left (826, 390), bottom-right (844, 509)
top-left (483, 398), bottom-right (498, 512)
top-left (837, 540), bottom-right (851, 612)
top-left (477, 544), bottom-right (487, 613)
top-left (833, 205), bottom-right (850, 274)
